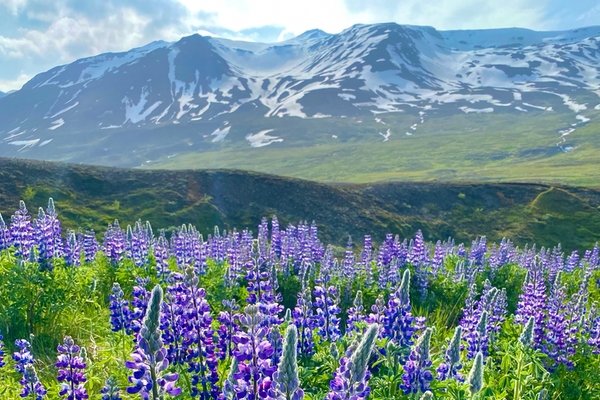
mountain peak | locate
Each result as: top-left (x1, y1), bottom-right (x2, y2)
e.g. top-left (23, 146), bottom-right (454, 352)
top-left (295, 29), bottom-right (330, 40)
top-left (0, 22), bottom-right (598, 168)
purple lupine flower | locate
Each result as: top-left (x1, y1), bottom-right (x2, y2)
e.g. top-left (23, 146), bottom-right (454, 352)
top-left (380, 237), bottom-right (408, 289)
top-left (431, 241), bottom-right (445, 275)
top-left (292, 288), bottom-right (315, 356)
top-left (20, 364), bottom-right (47, 400)
top-left (244, 258), bottom-right (260, 305)
top-left (160, 274), bottom-right (187, 366)
top-left (129, 278), bottom-right (150, 336)
top-left (325, 324), bottom-right (378, 400)
top-left (100, 377), bottom-right (122, 400)
top-left (516, 270), bottom-right (547, 347)
top-left (489, 288), bottom-right (507, 336)
top-left (313, 285), bottom-right (341, 342)
top-left (64, 230), bottom-right (81, 267)
top-left (10, 200), bottom-right (35, 259)
top-left (231, 305), bottom-right (277, 399)
top-left (270, 216), bottom-right (282, 260)
top-left (360, 235), bottom-right (374, 283)
top-left (588, 310), bottom-right (600, 354)
top-left (153, 230), bottom-right (170, 280)
top-left (367, 295), bottom-right (386, 330)
top-left (456, 243), bottom-right (466, 259)
top-left (180, 267), bottom-right (221, 398)
top-left (0, 331), bottom-right (5, 367)
top-left (461, 282), bottom-right (498, 359)
top-left (342, 237), bottom-right (356, 281)
top-left (384, 269), bottom-right (416, 348)
top-left (126, 285), bottom-right (181, 399)
top-left (437, 326), bottom-right (463, 382)
top-left (109, 283), bottom-right (131, 333)
top-left (0, 213), bottom-right (10, 251)
top-left (256, 262), bottom-right (284, 367)
top-left (103, 220), bottom-right (126, 265)
top-left (257, 217), bottom-right (270, 266)
top-left (257, 262), bottom-right (283, 328)
top-left (401, 328), bottom-right (434, 395)
top-left (543, 273), bottom-right (577, 368)
top-left (217, 300), bottom-right (240, 360)
top-left (346, 290), bottom-right (365, 334)
top-left (56, 336), bottom-right (88, 399)
top-left (13, 339), bottom-right (34, 373)
top-left (407, 231), bottom-right (429, 298)
top-left (488, 238), bottom-right (514, 270)
top-left (469, 236), bottom-right (487, 267)
top-left (34, 201), bottom-right (63, 268)
top-left (464, 311), bottom-right (489, 359)
top-left (127, 221), bottom-right (150, 268)
top-left (82, 230), bottom-right (98, 263)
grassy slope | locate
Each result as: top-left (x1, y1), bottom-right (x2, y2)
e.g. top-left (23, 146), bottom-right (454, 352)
top-left (150, 110), bottom-right (600, 186)
top-left (1, 158), bottom-right (600, 251)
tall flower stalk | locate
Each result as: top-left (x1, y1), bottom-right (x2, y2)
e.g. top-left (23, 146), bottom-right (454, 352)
top-left (275, 325), bottom-right (304, 400)
top-left (56, 336), bottom-right (88, 399)
top-left (126, 284), bottom-right (181, 399)
top-left (400, 327), bottom-right (434, 395)
top-left (325, 324), bottom-right (379, 400)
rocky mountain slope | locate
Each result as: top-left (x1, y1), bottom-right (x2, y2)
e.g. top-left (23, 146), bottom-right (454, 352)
top-left (0, 23), bottom-right (599, 173)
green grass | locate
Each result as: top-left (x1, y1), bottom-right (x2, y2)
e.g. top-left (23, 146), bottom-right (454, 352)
top-left (150, 110), bottom-right (600, 187)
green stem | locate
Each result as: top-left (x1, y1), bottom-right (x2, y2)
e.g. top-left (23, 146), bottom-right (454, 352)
top-left (150, 358), bottom-right (160, 400)
top-left (514, 350), bottom-right (524, 400)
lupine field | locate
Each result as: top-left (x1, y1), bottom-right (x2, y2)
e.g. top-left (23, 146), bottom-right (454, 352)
top-left (0, 199), bottom-right (599, 399)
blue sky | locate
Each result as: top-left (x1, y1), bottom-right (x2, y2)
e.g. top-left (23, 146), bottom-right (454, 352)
top-left (0, 0), bottom-right (599, 91)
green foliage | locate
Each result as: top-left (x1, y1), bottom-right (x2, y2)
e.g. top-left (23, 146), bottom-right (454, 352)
top-left (0, 246), bottom-right (599, 399)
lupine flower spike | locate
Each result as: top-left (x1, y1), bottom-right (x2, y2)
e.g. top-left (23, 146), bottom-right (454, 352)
top-left (275, 324), bottom-right (304, 400)
top-left (56, 336), bottom-right (88, 399)
top-left (325, 323), bottom-right (379, 400)
top-left (126, 284), bottom-right (181, 399)
top-left (100, 376), bottom-right (122, 400)
top-left (437, 325), bottom-right (463, 381)
top-left (401, 327), bottom-right (434, 394)
top-left (468, 351), bottom-right (484, 395)
top-left (520, 316), bottom-right (535, 347)
top-left (21, 364), bottom-right (47, 400)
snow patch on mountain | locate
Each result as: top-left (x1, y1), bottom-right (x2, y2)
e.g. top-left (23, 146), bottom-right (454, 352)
top-left (379, 128), bottom-right (391, 141)
top-left (210, 125), bottom-right (231, 142)
top-left (49, 102), bottom-right (78, 119)
top-left (460, 106), bottom-right (494, 114)
top-left (576, 115), bottom-right (590, 123)
top-left (246, 129), bottom-right (283, 147)
top-left (123, 88), bottom-right (162, 124)
top-left (9, 139), bottom-right (40, 151)
top-left (48, 119), bottom-right (65, 130)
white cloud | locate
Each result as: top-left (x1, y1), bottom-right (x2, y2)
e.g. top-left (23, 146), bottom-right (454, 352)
top-left (0, 72), bottom-right (30, 92)
top-left (0, 0), bottom-right (591, 91)
top-left (0, 8), bottom-right (155, 60)
top-left (177, 0), bottom-right (551, 37)
top-left (1, 0), bottom-right (28, 15)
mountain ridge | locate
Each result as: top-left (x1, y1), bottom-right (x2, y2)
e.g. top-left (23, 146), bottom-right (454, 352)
top-left (0, 23), bottom-right (599, 180)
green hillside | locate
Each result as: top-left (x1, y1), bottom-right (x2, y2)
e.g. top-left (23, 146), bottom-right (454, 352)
top-left (149, 111), bottom-right (600, 186)
top-left (1, 158), bottom-right (599, 251)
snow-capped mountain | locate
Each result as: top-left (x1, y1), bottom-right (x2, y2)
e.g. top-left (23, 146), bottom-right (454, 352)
top-left (0, 23), bottom-right (599, 166)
